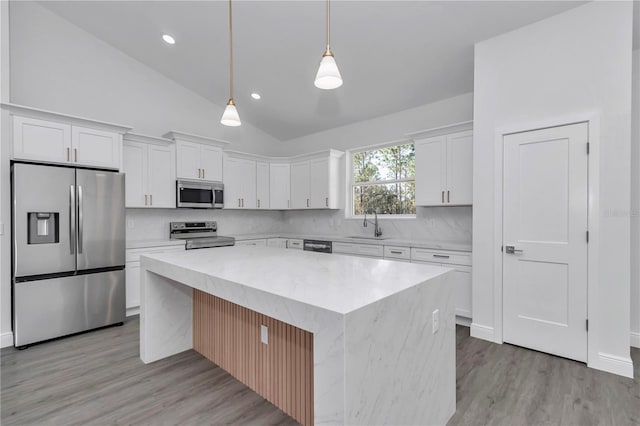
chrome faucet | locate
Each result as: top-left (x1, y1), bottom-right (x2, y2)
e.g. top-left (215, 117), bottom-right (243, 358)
top-left (363, 211), bottom-right (383, 238)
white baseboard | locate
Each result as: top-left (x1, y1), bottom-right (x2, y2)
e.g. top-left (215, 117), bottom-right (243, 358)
top-left (631, 331), bottom-right (640, 349)
top-left (1, 331), bottom-right (14, 348)
top-left (470, 322), bottom-right (496, 342)
top-left (126, 306), bottom-right (140, 317)
top-left (455, 316), bottom-right (472, 327)
top-left (593, 352), bottom-right (634, 378)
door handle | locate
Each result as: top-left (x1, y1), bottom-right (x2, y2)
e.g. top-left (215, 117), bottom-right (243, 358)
top-left (447, 190), bottom-right (450, 203)
top-left (69, 185), bottom-right (75, 254)
top-left (442, 191), bottom-right (444, 203)
top-left (257, 199), bottom-right (260, 208)
top-left (307, 198), bottom-right (309, 208)
top-left (150, 194), bottom-right (153, 206)
top-left (505, 245), bottom-right (523, 254)
top-left (238, 198), bottom-right (241, 207)
top-left (145, 194), bottom-right (148, 206)
top-left (433, 254), bottom-right (450, 259)
top-left (203, 169), bottom-right (205, 179)
top-left (241, 198), bottom-right (244, 208)
top-left (77, 185), bottom-right (83, 254)
top-left (325, 197), bottom-right (328, 207)
top-left (67, 147), bottom-right (70, 162)
top-left (198, 169), bottom-right (201, 178)
top-left (74, 148), bottom-right (78, 162)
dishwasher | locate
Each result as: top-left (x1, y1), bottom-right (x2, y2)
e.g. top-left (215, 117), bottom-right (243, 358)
top-left (303, 239), bottom-right (332, 253)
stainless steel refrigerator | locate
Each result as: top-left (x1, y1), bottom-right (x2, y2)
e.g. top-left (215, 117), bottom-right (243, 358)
top-left (12, 163), bottom-right (125, 347)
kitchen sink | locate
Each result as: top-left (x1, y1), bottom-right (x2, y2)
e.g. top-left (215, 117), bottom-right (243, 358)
top-left (344, 236), bottom-right (389, 240)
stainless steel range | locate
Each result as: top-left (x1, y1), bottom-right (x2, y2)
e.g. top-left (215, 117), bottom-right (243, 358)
top-left (170, 221), bottom-right (235, 250)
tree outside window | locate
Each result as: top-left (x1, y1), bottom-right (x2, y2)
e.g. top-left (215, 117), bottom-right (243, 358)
top-left (352, 143), bottom-right (416, 216)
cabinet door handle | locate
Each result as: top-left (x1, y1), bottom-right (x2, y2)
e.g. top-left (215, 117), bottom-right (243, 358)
top-left (433, 254), bottom-right (450, 259)
top-left (203, 169), bottom-right (205, 179)
top-left (145, 195), bottom-right (148, 206)
top-left (238, 198), bottom-right (241, 207)
top-left (150, 194), bottom-right (153, 206)
top-left (74, 148), bottom-right (78, 162)
top-left (390, 250), bottom-right (403, 254)
top-left (447, 190), bottom-right (450, 203)
top-left (442, 190), bottom-right (444, 203)
top-left (325, 197), bottom-right (328, 207)
top-left (198, 169), bottom-right (201, 178)
top-left (67, 147), bottom-right (70, 162)
top-left (307, 198), bottom-right (309, 208)
top-left (241, 198), bottom-right (244, 208)
top-left (257, 199), bottom-right (260, 208)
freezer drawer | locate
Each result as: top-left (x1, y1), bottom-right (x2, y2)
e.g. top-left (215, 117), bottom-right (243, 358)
top-left (13, 270), bottom-right (125, 346)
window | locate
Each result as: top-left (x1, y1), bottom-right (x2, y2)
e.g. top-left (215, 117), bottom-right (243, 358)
top-left (351, 142), bottom-right (416, 216)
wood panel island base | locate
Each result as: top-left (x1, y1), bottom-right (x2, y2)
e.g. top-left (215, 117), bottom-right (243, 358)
top-left (140, 246), bottom-right (456, 425)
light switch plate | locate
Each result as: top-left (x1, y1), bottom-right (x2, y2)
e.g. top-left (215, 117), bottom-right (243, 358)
top-left (260, 324), bottom-right (268, 344)
top-left (127, 220), bottom-right (135, 229)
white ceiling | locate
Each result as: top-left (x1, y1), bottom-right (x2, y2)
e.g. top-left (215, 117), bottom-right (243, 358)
top-left (39, 1), bottom-right (606, 141)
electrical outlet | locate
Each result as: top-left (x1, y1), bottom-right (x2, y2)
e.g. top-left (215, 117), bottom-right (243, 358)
top-left (260, 324), bottom-right (269, 344)
top-left (127, 220), bottom-right (135, 229)
top-left (0, 222), bottom-right (4, 235)
top-left (432, 309), bottom-right (439, 334)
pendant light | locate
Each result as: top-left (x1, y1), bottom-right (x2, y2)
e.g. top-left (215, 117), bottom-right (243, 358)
top-left (221, 0), bottom-right (241, 126)
top-left (314, 0), bottom-right (343, 90)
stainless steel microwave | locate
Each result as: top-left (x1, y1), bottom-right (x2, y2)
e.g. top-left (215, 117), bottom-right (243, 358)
top-left (176, 180), bottom-right (224, 209)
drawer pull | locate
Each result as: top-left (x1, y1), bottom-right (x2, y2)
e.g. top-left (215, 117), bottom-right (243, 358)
top-left (433, 254), bottom-right (450, 259)
top-left (390, 250), bottom-right (403, 254)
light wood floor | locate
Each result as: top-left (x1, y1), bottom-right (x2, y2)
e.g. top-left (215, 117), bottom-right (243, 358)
top-left (1, 317), bottom-right (638, 425)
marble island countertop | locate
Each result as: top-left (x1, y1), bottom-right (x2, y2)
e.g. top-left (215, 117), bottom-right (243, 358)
top-left (141, 245), bottom-right (451, 315)
top-left (126, 239), bottom-right (186, 249)
top-left (228, 232), bottom-right (472, 252)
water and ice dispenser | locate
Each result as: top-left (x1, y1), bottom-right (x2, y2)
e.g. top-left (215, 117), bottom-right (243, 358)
top-left (27, 212), bottom-right (59, 244)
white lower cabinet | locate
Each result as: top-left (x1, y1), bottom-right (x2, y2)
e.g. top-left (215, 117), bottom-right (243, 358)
top-left (333, 242), bottom-right (383, 258)
top-left (411, 248), bottom-right (472, 319)
top-left (235, 239), bottom-right (268, 247)
top-left (125, 244), bottom-right (185, 314)
top-left (286, 239), bottom-right (303, 250)
top-left (267, 238), bottom-right (288, 248)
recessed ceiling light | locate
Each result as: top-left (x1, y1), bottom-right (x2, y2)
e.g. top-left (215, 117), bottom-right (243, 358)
top-left (162, 34), bottom-right (176, 45)
top-left (251, 93), bottom-right (261, 100)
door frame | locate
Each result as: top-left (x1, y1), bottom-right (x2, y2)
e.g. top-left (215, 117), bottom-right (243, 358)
top-left (492, 112), bottom-right (600, 367)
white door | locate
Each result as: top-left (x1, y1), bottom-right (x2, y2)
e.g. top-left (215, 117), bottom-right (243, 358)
top-left (270, 163), bottom-right (290, 209)
top-left (147, 144), bottom-right (175, 208)
top-left (290, 161), bottom-right (310, 209)
top-left (72, 126), bottom-right (120, 169)
top-left (256, 161), bottom-right (270, 209)
top-left (122, 141), bottom-right (148, 208)
top-left (309, 157), bottom-right (329, 208)
top-left (415, 136), bottom-right (446, 206)
top-left (176, 141), bottom-right (201, 180)
top-left (503, 123), bottom-right (588, 362)
top-left (446, 131), bottom-right (473, 205)
top-left (223, 156), bottom-right (243, 208)
top-left (13, 116), bottom-right (72, 164)
top-left (201, 145), bottom-right (223, 182)
top-left (240, 159), bottom-right (257, 209)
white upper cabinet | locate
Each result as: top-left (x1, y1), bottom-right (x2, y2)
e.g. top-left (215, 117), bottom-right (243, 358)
top-left (9, 105), bottom-right (130, 169)
top-left (123, 134), bottom-right (176, 208)
top-left (223, 155), bottom-right (256, 209)
top-left (309, 157), bottom-right (330, 208)
top-left (270, 163), bottom-right (291, 209)
top-left (256, 161), bottom-right (270, 209)
top-left (164, 131), bottom-right (227, 182)
top-left (290, 161), bottom-right (311, 209)
top-left (72, 126), bottom-right (121, 169)
top-left (414, 128), bottom-right (472, 206)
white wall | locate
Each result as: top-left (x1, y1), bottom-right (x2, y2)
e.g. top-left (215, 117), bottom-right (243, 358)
top-left (472, 1), bottom-right (634, 375)
top-left (0, 1), bottom-right (285, 343)
top-left (8, 1), bottom-right (281, 156)
top-left (631, 48), bottom-right (640, 348)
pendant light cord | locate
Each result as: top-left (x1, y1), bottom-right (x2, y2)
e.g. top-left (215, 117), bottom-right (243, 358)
top-left (229, 0), bottom-right (234, 100)
top-left (326, 0), bottom-right (330, 50)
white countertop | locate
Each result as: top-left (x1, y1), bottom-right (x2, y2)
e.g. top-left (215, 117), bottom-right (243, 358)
top-left (229, 233), bottom-right (472, 252)
top-left (141, 245), bottom-right (451, 315)
top-left (126, 239), bottom-right (186, 249)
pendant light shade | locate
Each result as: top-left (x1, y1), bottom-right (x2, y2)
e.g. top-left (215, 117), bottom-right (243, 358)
top-left (221, 99), bottom-right (241, 126)
top-left (314, 0), bottom-right (342, 90)
top-left (221, 0), bottom-right (241, 126)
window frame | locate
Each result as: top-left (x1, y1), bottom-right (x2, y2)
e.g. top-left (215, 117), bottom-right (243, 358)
top-left (346, 139), bottom-right (417, 220)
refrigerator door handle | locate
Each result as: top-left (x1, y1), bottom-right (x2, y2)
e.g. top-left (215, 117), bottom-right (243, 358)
top-left (78, 185), bottom-right (83, 254)
top-left (69, 185), bottom-right (75, 255)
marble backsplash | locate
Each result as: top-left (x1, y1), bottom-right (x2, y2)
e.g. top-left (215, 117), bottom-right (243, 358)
top-left (282, 206), bottom-right (472, 243)
top-left (125, 208), bottom-right (285, 241)
top-left (126, 206), bottom-right (472, 244)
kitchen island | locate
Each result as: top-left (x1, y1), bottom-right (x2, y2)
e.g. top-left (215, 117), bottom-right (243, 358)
top-left (139, 246), bottom-right (456, 426)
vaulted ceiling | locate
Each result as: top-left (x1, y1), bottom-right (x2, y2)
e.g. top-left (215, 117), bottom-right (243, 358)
top-left (40, 1), bottom-right (599, 141)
